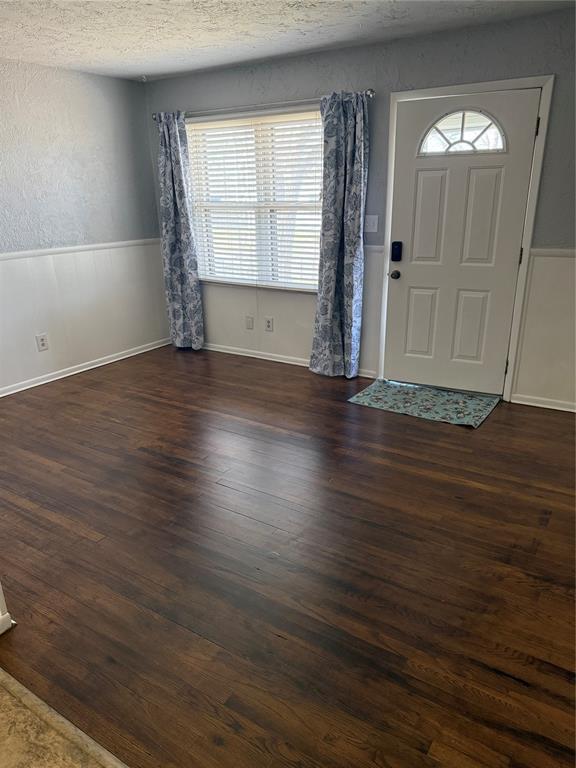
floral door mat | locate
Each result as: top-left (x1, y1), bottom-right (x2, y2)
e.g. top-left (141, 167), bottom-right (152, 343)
top-left (349, 379), bottom-right (500, 428)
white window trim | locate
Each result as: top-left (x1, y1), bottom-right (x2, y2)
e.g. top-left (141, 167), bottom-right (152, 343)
top-left (184, 100), bottom-right (321, 125)
top-left (199, 276), bottom-right (318, 293)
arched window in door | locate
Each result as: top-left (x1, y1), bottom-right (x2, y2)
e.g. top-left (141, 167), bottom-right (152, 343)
top-left (419, 110), bottom-right (505, 155)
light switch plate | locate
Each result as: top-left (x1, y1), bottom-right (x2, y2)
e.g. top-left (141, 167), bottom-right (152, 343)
top-left (364, 215), bottom-right (379, 233)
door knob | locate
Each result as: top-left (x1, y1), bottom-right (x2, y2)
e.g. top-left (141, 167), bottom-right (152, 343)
top-left (390, 270), bottom-right (401, 280)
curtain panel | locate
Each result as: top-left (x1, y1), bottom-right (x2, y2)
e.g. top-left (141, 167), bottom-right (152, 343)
top-left (155, 111), bottom-right (204, 349)
top-left (309, 92), bottom-right (369, 378)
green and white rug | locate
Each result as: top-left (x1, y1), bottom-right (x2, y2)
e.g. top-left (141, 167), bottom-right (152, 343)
top-left (349, 379), bottom-right (500, 428)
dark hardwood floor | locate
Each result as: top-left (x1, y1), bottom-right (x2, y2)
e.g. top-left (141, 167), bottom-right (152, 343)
top-left (0, 347), bottom-right (573, 768)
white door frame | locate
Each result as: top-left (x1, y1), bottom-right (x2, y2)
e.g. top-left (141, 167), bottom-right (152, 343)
top-left (378, 75), bottom-right (555, 401)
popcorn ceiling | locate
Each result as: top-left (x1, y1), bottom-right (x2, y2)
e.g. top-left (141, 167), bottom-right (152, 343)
top-left (0, 0), bottom-right (564, 79)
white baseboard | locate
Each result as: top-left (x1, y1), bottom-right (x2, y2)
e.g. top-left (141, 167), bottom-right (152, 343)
top-left (204, 343), bottom-right (376, 379)
top-left (511, 393), bottom-right (576, 413)
top-left (204, 343), bottom-right (309, 368)
top-left (0, 339), bottom-right (171, 398)
top-left (1, 336), bottom-right (377, 399)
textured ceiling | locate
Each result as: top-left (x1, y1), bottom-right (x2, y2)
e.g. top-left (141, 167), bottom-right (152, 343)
top-left (0, 0), bottom-right (569, 79)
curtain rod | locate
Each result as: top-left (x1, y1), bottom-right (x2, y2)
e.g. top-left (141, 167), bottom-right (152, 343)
top-left (152, 89), bottom-right (375, 120)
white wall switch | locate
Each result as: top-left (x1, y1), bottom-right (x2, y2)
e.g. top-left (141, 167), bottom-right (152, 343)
top-left (264, 317), bottom-right (274, 332)
top-left (35, 333), bottom-right (49, 352)
top-left (245, 315), bottom-right (254, 330)
top-left (364, 215), bottom-right (379, 233)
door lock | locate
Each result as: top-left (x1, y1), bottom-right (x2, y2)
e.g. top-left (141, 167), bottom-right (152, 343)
top-left (390, 270), bottom-right (401, 280)
top-left (391, 241), bottom-right (403, 261)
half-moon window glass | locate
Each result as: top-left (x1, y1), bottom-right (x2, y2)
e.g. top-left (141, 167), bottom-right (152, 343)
top-left (420, 110), bottom-right (505, 155)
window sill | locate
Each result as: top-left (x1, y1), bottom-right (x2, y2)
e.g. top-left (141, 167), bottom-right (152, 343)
top-left (199, 277), bottom-right (318, 294)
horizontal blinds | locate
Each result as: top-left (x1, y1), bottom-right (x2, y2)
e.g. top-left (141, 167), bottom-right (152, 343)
top-left (187, 111), bottom-right (322, 289)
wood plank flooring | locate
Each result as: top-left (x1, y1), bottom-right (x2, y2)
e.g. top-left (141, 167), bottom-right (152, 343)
top-left (0, 347), bottom-right (574, 768)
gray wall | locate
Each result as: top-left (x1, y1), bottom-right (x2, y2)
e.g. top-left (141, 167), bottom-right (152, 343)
top-left (146, 7), bottom-right (575, 248)
top-left (0, 59), bottom-right (157, 252)
top-left (3, 9), bottom-right (571, 254)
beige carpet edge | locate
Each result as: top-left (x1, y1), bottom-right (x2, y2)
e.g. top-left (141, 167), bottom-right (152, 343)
top-left (0, 666), bottom-right (130, 768)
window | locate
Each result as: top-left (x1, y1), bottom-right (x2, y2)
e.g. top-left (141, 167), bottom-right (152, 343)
top-left (186, 111), bottom-right (322, 290)
top-left (420, 110), bottom-right (505, 155)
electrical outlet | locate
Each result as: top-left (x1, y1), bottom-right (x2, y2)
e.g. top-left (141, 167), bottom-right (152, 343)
top-left (364, 214), bottom-right (379, 233)
top-left (245, 315), bottom-right (254, 330)
top-left (264, 317), bottom-right (274, 332)
top-left (35, 333), bottom-right (49, 352)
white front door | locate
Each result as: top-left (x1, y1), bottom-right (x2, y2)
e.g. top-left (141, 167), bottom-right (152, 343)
top-left (383, 89), bottom-right (540, 394)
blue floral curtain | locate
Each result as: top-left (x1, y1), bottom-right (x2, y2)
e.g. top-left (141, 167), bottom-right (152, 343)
top-left (309, 92), bottom-right (369, 378)
top-left (155, 112), bottom-right (204, 349)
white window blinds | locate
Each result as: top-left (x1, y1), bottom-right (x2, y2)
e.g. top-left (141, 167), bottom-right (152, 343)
top-left (186, 111), bottom-right (322, 290)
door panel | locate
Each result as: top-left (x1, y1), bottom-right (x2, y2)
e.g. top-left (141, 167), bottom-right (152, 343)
top-left (412, 170), bottom-right (447, 263)
top-left (461, 168), bottom-right (502, 265)
top-left (405, 288), bottom-right (438, 356)
top-left (384, 89), bottom-right (540, 394)
top-left (451, 289), bottom-right (489, 362)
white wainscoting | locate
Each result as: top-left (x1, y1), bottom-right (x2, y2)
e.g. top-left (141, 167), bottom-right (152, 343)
top-left (3, 240), bottom-right (571, 410)
top-left (0, 239), bottom-right (169, 397)
top-left (202, 245), bottom-right (384, 379)
top-left (511, 248), bottom-right (575, 412)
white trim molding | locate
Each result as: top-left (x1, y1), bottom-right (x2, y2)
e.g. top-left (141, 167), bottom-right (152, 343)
top-left (504, 77), bottom-right (555, 401)
top-left (528, 248), bottom-right (575, 259)
top-left (0, 339), bottom-right (171, 398)
top-left (511, 394), bottom-right (575, 413)
top-left (204, 344), bottom-right (376, 379)
top-left (0, 238), bottom-right (161, 262)
top-left (383, 75), bottom-right (554, 103)
top-left (200, 277), bottom-right (317, 294)
top-left (378, 75), bottom-right (555, 403)
top-left (204, 343), bottom-right (310, 368)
